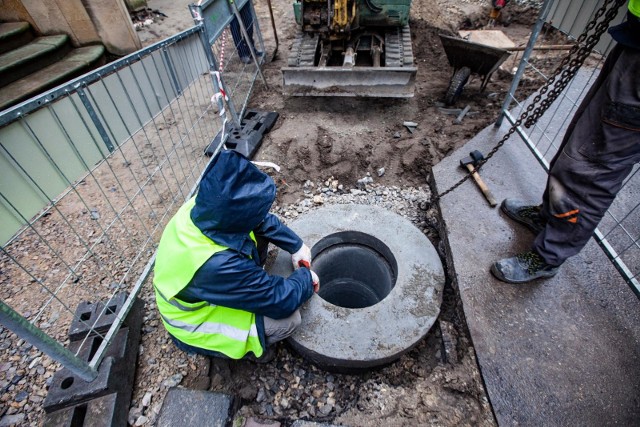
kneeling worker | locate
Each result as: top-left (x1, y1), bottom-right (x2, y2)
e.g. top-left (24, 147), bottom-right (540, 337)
top-left (153, 150), bottom-right (319, 361)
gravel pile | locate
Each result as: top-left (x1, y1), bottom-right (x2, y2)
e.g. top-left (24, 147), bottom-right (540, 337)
top-left (275, 176), bottom-right (439, 244)
top-left (0, 331), bottom-right (54, 426)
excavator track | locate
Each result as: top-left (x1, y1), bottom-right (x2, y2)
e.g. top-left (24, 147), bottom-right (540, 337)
top-left (287, 33), bottom-right (319, 67)
top-left (384, 25), bottom-right (414, 67)
top-left (283, 26), bottom-right (417, 97)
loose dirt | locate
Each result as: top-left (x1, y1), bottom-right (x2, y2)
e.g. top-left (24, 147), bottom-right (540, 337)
top-left (135, 0), bottom-right (553, 207)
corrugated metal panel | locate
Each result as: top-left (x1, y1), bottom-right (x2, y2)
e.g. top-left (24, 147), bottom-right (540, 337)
top-left (0, 31), bottom-right (207, 246)
top-left (547, 0), bottom-right (628, 54)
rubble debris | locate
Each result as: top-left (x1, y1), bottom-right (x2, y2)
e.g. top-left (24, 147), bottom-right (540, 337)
top-left (437, 106), bottom-right (464, 116)
top-left (454, 105), bottom-right (471, 124)
top-left (403, 121), bottom-right (418, 134)
top-left (130, 8), bottom-right (168, 30)
top-left (439, 320), bottom-right (459, 364)
top-left (356, 176), bottom-right (374, 189)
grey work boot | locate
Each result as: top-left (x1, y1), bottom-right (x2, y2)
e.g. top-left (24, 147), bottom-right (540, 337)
top-left (491, 250), bottom-right (559, 284)
top-left (501, 199), bottom-right (546, 234)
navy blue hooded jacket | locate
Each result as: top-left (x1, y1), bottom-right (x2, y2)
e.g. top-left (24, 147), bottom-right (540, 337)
top-left (176, 150), bottom-right (313, 347)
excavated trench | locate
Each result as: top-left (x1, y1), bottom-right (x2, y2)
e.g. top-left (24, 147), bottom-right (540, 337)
top-left (269, 204), bottom-right (445, 371)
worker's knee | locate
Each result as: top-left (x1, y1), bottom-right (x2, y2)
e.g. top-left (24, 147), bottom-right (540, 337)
top-left (264, 310), bottom-right (302, 345)
top-left (291, 309), bottom-right (302, 329)
top-left (282, 309), bottom-right (302, 335)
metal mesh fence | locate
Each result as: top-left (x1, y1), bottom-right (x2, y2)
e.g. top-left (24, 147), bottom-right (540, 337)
top-left (191, 0), bottom-right (266, 125)
top-left (499, 0), bottom-right (639, 293)
top-left (0, 0), bottom-right (266, 382)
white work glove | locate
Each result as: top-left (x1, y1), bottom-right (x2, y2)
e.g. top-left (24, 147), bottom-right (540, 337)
top-left (291, 244), bottom-right (311, 270)
top-left (310, 270), bottom-right (320, 293)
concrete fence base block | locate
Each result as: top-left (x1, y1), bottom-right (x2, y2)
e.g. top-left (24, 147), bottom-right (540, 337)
top-left (205, 110), bottom-right (279, 159)
top-left (68, 292), bottom-right (130, 341)
top-left (43, 297), bottom-right (143, 417)
top-left (43, 393), bottom-right (123, 427)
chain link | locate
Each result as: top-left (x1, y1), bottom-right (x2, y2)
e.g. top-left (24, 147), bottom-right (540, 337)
top-left (431, 0), bottom-right (626, 206)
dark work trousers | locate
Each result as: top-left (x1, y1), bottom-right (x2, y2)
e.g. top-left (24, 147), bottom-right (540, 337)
top-left (533, 44), bottom-right (640, 266)
top-left (230, 2), bottom-right (256, 60)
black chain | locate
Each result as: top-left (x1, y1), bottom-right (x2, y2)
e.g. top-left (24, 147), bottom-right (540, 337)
top-left (430, 0), bottom-right (626, 206)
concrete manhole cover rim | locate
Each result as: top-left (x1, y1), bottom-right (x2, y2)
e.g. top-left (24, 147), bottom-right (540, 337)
top-left (270, 204), bottom-right (445, 369)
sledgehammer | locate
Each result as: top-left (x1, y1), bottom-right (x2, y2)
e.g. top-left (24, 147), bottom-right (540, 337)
top-left (460, 150), bottom-right (497, 207)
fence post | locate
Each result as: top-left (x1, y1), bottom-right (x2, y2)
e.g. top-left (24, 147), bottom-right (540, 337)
top-left (77, 86), bottom-right (116, 152)
top-left (190, 4), bottom-right (243, 128)
top-left (0, 300), bottom-right (98, 382)
top-left (496, 0), bottom-right (555, 127)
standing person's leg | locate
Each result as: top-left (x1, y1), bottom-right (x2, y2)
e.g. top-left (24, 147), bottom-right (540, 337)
top-left (240, 2), bottom-right (255, 49)
top-left (495, 46), bottom-right (625, 233)
top-left (545, 45), bottom-right (625, 172)
top-left (492, 46), bottom-right (640, 283)
top-left (230, 2), bottom-right (255, 61)
top-left (229, 17), bottom-right (246, 57)
top-left (534, 46), bottom-right (640, 266)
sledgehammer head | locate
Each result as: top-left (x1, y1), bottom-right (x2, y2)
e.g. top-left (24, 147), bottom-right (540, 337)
top-left (459, 150), bottom-right (484, 168)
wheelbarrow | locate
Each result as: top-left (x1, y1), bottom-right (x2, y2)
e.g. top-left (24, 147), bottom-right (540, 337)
top-left (439, 33), bottom-right (512, 105)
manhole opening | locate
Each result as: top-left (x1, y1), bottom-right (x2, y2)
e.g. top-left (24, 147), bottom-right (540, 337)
top-left (312, 231), bottom-right (398, 309)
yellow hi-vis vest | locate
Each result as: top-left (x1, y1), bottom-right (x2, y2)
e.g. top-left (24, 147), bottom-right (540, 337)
top-left (153, 197), bottom-right (263, 359)
top-left (630, 0), bottom-right (640, 19)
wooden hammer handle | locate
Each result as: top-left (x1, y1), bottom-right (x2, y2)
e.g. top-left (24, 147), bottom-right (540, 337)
top-left (465, 164), bottom-right (497, 207)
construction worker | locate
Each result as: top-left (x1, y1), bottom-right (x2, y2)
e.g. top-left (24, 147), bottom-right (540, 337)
top-left (153, 150), bottom-right (319, 361)
top-left (230, 0), bottom-right (260, 64)
top-left (491, 0), bottom-right (640, 284)
top-left (488, 0), bottom-right (510, 26)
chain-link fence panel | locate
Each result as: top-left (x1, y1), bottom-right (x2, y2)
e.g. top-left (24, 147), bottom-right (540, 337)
top-left (190, 0), bottom-right (267, 127)
top-left (0, 27), bottom-right (227, 381)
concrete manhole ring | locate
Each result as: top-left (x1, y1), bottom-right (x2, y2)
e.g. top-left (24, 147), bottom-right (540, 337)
top-left (269, 204), bottom-right (445, 370)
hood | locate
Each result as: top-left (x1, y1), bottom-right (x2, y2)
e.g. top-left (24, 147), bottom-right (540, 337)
top-left (191, 150), bottom-right (276, 254)
top-left (609, 11), bottom-right (640, 50)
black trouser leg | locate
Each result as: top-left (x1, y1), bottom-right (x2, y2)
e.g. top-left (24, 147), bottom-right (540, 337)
top-left (534, 46), bottom-right (640, 266)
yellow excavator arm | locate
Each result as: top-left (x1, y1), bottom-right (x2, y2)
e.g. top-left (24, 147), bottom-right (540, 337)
top-left (332, 0), bottom-right (356, 32)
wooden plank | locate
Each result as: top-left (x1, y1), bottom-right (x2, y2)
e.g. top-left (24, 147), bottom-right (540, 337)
top-left (458, 30), bottom-right (516, 49)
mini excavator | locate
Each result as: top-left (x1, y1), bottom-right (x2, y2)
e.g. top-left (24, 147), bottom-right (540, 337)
top-left (282, 0), bottom-right (417, 97)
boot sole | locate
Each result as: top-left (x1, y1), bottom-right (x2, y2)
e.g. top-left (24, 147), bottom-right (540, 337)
top-left (501, 202), bottom-right (545, 234)
top-left (490, 263), bottom-right (558, 284)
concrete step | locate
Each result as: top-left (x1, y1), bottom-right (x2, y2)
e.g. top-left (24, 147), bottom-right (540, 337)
top-left (0, 22), bottom-right (34, 55)
top-left (0, 34), bottom-right (71, 87)
top-left (0, 45), bottom-right (105, 111)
